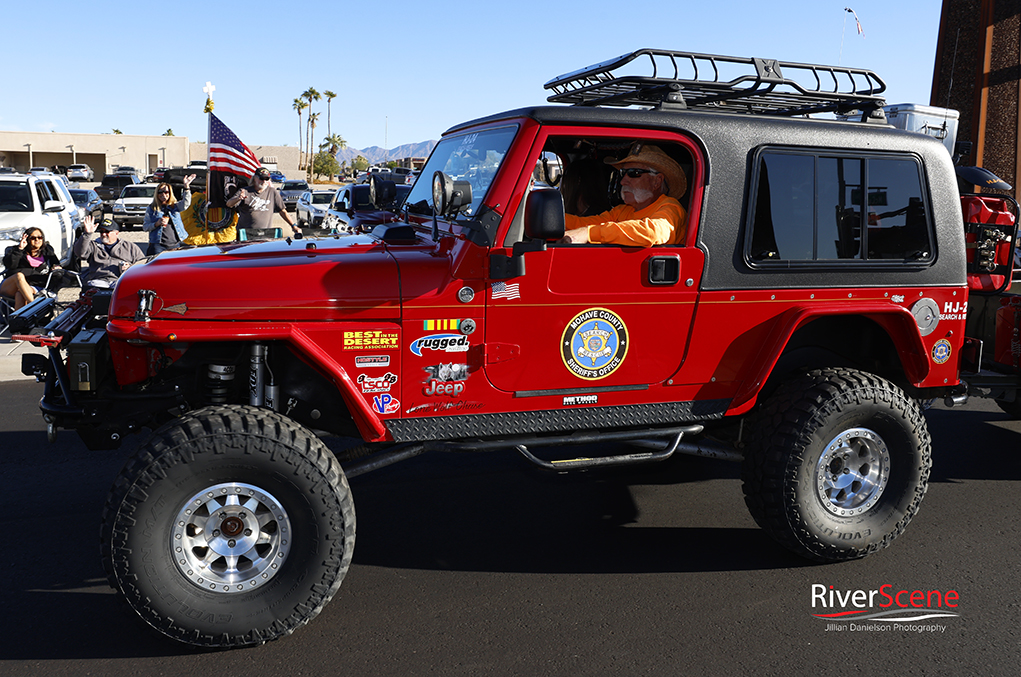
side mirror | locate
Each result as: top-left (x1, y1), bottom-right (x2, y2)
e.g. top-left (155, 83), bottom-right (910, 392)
top-left (523, 189), bottom-right (565, 241)
top-left (43, 200), bottom-right (64, 213)
top-left (369, 175), bottom-right (398, 209)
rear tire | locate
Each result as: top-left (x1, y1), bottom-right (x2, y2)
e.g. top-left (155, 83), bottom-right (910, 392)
top-left (741, 368), bottom-right (930, 562)
top-left (101, 405), bottom-right (355, 647)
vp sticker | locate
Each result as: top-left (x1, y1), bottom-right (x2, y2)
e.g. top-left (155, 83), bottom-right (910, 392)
top-left (932, 339), bottom-right (952, 365)
top-left (561, 308), bottom-right (629, 380)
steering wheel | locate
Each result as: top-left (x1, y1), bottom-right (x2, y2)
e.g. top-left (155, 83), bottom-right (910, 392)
top-left (0, 201), bottom-right (29, 210)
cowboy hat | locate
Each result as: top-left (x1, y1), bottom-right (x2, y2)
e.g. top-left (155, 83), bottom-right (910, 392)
top-left (606, 143), bottom-right (687, 200)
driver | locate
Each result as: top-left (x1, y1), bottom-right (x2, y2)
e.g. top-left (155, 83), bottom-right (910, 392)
top-left (560, 144), bottom-right (687, 247)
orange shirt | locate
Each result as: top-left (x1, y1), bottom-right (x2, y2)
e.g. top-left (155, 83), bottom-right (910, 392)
top-left (565, 194), bottom-right (687, 247)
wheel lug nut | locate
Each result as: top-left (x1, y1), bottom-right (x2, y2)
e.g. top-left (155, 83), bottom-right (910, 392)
top-left (228, 539), bottom-right (236, 547)
top-left (244, 529), bottom-right (252, 537)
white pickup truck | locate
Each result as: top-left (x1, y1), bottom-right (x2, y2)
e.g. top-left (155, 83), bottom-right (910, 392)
top-left (0, 172), bottom-right (81, 272)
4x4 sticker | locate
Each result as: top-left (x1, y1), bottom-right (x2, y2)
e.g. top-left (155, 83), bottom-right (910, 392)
top-left (561, 308), bottom-right (629, 380)
top-left (932, 339), bottom-right (952, 364)
top-left (410, 334), bottom-right (469, 356)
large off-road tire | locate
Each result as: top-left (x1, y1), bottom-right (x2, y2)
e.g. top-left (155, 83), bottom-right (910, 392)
top-left (741, 368), bottom-right (931, 562)
top-left (995, 397), bottom-right (1021, 419)
top-left (100, 405), bottom-right (355, 647)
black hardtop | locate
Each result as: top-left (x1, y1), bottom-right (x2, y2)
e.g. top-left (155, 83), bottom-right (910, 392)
top-left (445, 103), bottom-right (964, 291)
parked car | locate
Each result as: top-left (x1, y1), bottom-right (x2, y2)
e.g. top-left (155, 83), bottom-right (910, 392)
top-left (111, 183), bottom-right (157, 229)
top-left (28, 166), bottom-right (49, 174)
top-left (69, 188), bottom-right (103, 223)
top-left (278, 179), bottom-right (309, 210)
top-left (295, 189), bottom-right (336, 228)
top-left (67, 164), bottom-right (95, 182)
top-left (114, 166), bottom-right (140, 176)
top-left (94, 174), bottom-right (142, 208)
top-left (323, 182), bottom-right (411, 232)
top-left (269, 169), bottom-right (285, 183)
top-left (0, 167), bottom-right (18, 175)
top-left (0, 172), bottom-right (81, 270)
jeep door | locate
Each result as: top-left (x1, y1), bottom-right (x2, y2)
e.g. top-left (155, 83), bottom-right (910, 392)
top-left (483, 130), bottom-right (705, 394)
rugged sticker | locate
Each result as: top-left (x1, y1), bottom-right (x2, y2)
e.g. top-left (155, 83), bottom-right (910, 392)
top-left (410, 334), bottom-right (470, 356)
top-left (931, 339), bottom-right (952, 365)
top-left (561, 308), bottom-right (629, 380)
top-left (344, 331), bottom-right (399, 350)
top-left (355, 355), bottom-right (391, 368)
top-left (357, 372), bottom-right (397, 393)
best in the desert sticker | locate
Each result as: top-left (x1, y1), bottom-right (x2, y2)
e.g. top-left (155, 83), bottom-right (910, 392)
top-left (561, 308), bottom-right (628, 380)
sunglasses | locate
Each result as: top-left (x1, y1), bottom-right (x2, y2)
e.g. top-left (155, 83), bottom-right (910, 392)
top-left (29, 236), bottom-right (44, 241)
top-left (621, 168), bottom-right (659, 179)
top-left (158, 190), bottom-right (171, 194)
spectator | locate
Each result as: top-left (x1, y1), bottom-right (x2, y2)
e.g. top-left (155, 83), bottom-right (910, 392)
top-left (73, 216), bottom-right (146, 288)
top-left (1, 227), bottom-right (62, 309)
top-left (144, 176), bottom-right (195, 255)
top-left (227, 167), bottom-right (298, 237)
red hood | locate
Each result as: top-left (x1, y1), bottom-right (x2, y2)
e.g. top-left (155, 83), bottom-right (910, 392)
top-left (109, 235), bottom-right (402, 322)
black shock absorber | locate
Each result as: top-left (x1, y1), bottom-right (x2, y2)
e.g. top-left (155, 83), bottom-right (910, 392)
top-left (205, 364), bottom-right (236, 404)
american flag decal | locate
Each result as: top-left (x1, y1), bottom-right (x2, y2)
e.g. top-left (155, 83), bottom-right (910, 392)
top-left (491, 281), bottom-right (521, 300)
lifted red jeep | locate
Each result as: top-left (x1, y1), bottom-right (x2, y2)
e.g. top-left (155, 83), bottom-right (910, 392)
top-left (17, 50), bottom-right (1021, 647)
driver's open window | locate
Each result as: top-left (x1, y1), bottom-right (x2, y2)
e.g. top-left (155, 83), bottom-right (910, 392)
top-left (504, 135), bottom-right (695, 247)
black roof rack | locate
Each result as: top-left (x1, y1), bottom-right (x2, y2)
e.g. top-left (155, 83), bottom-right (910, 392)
top-left (544, 49), bottom-right (887, 118)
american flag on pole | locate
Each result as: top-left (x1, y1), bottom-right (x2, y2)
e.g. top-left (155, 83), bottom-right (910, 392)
top-left (207, 113), bottom-right (261, 208)
top-left (209, 113), bottom-right (261, 176)
top-left (490, 281), bottom-right (521, 300)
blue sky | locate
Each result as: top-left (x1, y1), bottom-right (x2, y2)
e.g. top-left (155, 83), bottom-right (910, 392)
top-left (3, 0), bottom-right (942, 151)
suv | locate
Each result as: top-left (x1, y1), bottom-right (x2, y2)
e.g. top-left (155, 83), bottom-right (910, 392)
top-left (15, 49), bottom-right (1018, 648)
top-left (323, 182), bottom-right (412, 232)
top-left (67, 164), bottom-right (95, 182)
top-left (279, 179), bottom-right (309, 210)
top-left (0, 173), bottom-right (81, 269)
top-left (94, 174), bottom-right (141, 207)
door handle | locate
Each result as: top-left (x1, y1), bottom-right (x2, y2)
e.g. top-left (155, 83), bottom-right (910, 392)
top-left (648, 255), bottom-right (680, 285)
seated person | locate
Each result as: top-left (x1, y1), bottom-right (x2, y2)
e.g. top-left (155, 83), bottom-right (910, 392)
top-left (560, 144), bottom-right (687, 247)
top-left (73, 216), bottom-right (146, 288)
top-left (560, 158), bottom-right (611, 217)
top-left (1, 227), bottom-right (62, 309)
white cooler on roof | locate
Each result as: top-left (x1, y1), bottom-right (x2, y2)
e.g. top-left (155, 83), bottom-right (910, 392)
top-left (884, 103), bottom-right (959, 157)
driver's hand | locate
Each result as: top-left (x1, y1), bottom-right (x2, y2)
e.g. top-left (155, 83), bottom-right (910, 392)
top-left (559, 227), bottom-right (590, 244)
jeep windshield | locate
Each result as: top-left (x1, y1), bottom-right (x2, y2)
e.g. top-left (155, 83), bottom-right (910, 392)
top-left (405, 125), bottom-right (518, 218)
top-left (0, 184), bottom-right (32, 211)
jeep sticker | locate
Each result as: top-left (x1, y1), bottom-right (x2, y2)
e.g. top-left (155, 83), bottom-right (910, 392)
top-left (422, 363), bottom-right (468, 398)
top-left (410, 334), bottom-right (469, 356)
top-left (357, 372), bottom-right (397, 394)
top-left (355, 355), bottom-right (391, 368)
top-left (561, 308), bottom-right (629, 380)
top-left (344, 331), bottom-right (399, 350)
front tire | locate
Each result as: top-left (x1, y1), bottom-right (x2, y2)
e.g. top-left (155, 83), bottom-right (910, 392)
top-left (741, 368), bottom-right (930, 562)
top-left (101, 405), bottom-right (355, 647)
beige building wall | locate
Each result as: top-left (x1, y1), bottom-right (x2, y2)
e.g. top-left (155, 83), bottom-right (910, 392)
top-left (0, 131), bottom-right (191, 177)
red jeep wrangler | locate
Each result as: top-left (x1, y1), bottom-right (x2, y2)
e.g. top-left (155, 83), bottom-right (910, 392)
top-left (17, 50), bottom-right (1021, 647)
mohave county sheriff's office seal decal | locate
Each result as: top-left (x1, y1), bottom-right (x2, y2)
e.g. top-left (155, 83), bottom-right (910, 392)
top-left (561, 308), bottom-right (629, 380)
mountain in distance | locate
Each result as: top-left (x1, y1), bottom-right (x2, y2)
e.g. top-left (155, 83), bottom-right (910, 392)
top-left (335, 140), bottom-right (436, 165)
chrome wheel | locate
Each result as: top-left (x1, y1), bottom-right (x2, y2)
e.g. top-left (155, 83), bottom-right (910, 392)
top-left (171, 482), bottom-right (291, 593)
top-left (816, 427), bottom-right (890, 516)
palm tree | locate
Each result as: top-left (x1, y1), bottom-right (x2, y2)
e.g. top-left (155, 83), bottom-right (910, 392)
top-left (163, 129), bottom-right (174, 136)
top-left (293, 98), bottom-right (307, 169)
top-left (307, 112), bottom-right (320, 180)
top-left (321, 133), bottom-right (346, 181)
top-left (323, 90), bottom-right (337, 138)
top-left (302, 87), bottom-right (320, 173)
top-left (112, 128), bottom-right (123, 134)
